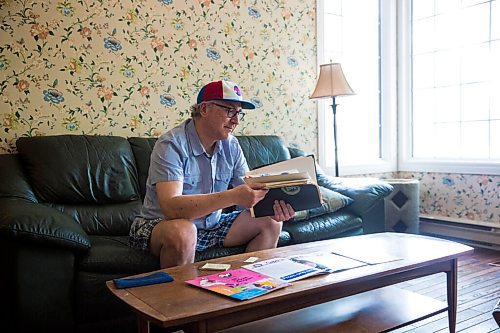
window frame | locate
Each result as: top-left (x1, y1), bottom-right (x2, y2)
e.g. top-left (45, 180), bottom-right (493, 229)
top-left (315, 0), bottom-right (397, 176)
top-left (398, 0), bottom-right (500, 176)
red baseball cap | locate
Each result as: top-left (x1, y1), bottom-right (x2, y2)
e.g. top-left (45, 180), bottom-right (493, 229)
top-left (197, 80), bottom-right (255, 109)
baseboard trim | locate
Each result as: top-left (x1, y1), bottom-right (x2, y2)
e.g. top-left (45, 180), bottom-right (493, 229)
top-left (420, 217), bottom-right (500, 250)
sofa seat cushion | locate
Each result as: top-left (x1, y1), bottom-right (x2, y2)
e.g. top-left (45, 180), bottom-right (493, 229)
top-left (284, 212), bottom-right (362, 244)
top-left (194, 229), bottom-right (292, 261)
top-left (79, 235), bottom-right (159, 274)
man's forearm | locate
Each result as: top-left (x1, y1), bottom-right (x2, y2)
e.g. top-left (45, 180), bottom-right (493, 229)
top-left (161, 190), bottom-right (237, 220)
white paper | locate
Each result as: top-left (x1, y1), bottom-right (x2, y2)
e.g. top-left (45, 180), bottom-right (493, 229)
top-left (245, 156), bottom-right (318, 184)
top-left (289, 252), bottom-right (367, 273)
top-left (243, 257), bottom-right (323, 282)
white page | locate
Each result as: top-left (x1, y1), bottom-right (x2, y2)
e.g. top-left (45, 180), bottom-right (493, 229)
top-left (243, 257), bottom-right (323, 282)
top-left (289, 252), bottom-right (367, 273)
top-left (246, 156), bottom-right (317, 184)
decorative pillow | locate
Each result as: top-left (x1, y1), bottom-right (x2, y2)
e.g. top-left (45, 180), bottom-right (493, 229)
top-left (292, 186), bottom-right (353, 221)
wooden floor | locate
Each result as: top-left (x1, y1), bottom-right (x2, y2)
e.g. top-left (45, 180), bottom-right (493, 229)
top-left (392, 246), bottom-right (500, 333)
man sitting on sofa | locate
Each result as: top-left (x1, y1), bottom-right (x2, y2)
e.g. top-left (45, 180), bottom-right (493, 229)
top-left (129, 80), bottom-right (295, 268)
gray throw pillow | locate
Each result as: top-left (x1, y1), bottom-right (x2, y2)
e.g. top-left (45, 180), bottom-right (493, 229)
top-left (292, 186), bottom-right (353, 221)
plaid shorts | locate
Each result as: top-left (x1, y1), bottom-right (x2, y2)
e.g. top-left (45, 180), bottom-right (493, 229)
top-left (129, 210), bottom-right (241, 252)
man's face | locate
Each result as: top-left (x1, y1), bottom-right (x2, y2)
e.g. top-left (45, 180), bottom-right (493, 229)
top-left (205, 101), bottom-right (244, 139)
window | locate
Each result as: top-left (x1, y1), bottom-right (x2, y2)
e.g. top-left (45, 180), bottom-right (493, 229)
top-left (399, 0), bottom-right (500, 175)
top-left (316, 0), bottom-right (396, 176)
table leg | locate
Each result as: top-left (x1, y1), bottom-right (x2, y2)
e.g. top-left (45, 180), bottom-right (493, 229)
top-left (196, 320), bottom-right (207, 333)
top-left (137, 316), bottom-right (150, 333)
top-left (446, 258), bottom-right (458, 333)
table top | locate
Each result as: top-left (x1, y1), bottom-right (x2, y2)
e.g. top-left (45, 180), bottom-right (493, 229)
top-left (106, 232), bottom-right (473, 328)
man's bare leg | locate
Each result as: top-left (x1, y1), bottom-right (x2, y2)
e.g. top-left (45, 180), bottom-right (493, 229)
top-left (150, 219), bottom-right (197, 268)
top-left (223, 210), bottom-right (283, 251)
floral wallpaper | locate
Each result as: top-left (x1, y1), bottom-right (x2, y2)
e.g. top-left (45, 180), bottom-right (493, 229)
top-left (0, 0), bottom-right (317, 153)
top-left (0, 1), bottom-right (498, 225)
top-left (397, 172), bottom-right (500, 224)
top-left (360, 171), bottom-right (499, 224)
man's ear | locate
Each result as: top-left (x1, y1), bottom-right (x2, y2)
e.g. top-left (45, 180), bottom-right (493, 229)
top-left (199, 103), bottom-right (209, 118)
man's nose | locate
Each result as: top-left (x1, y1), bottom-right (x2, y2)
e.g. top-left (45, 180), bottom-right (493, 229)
top-left (230, 115), bottom-right (239, 124)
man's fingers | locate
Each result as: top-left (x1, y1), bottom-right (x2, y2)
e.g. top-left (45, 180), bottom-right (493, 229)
top-left (248, 182), bottom-right (268, 190)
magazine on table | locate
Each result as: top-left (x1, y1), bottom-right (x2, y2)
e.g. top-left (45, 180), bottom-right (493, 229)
top-left (185, 268), bottom-right (289, 300)
top-left (242, 257), bottom-right (324, 282)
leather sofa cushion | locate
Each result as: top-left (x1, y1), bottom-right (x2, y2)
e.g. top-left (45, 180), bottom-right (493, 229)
top-left (46, 200), bottom-right (142, 236)
top-left (16, 135), bottom-right (139, 204)
top-left (0, 198), bottom-right (91, 251)
top-left (79, 235), bottom-right (159, 274)
top-left (284, 212), bottom-right (362, 244)
top-left (236, 135), bottom-right (291, 169)
top-left (128, 137), bottom-right (157, 199)
top-left (317, 174), bottom-right (393, 216)
top-left (0, 154), bottom-right (37, 202)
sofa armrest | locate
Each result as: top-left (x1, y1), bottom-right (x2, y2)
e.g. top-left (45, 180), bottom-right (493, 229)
top-left (317, 175), bottom-right (393, 215)
top-left (317, 173), bottom-right (393, 234)
top-left (288, 146), bottom-right (307, 158)
top-left (0, 198), bottom-right (90, 252)
top-left (286, 146), bottom-right (393, 232)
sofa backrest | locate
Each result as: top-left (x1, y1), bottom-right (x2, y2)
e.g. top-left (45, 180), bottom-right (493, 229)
top-left (128, 137), bottom-right (157, 200)
top-left (15, 135), bottom-right (141, 235)
top-left (235, 135), bottom-right (291, 170)
top-left (4, 134), bottom-right (291, 235)
top-left (128, 135), bottom-right (292, 199)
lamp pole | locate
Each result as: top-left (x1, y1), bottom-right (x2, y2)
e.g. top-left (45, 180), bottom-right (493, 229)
top-left (331, 96), bottom-right (339, 177)
top-left (310, 63), bottom-right (354, 178)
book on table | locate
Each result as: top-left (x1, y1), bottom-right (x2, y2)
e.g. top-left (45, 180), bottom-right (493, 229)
top-left (244, 155), bottom-right (322, 218)
top-left (185, 268), bottom-right (289, 300)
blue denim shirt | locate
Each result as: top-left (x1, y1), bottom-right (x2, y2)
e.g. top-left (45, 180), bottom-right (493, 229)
top-left (140, 118), bottom-right (249, 229)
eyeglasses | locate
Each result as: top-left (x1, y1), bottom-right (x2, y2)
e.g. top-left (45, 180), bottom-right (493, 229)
top-left (210, 102), bottom-right (246, 121)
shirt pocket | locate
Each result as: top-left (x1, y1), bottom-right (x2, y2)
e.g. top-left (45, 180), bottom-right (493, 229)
top-left (183, 174), bottom-right (202, 195)
top-left (214, 173), bottom-right (231, 192)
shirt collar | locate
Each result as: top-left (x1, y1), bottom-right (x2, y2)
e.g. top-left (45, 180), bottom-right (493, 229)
top-left (186, 118), bottom-right (222, 157)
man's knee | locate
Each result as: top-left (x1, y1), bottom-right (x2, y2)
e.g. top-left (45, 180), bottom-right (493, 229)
top-left (152, 219), bottom-right (197, 255)
top-left (260, 217), bottom-right (283, 235)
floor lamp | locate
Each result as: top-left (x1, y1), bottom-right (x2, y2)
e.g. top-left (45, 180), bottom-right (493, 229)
top-left (310, 63), bottom-right (355, 177)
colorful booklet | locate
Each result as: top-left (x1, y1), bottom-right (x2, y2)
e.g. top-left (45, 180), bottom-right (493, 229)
top-left (242, 257), bottom-right (324, 282)
top-left (185, 268), bottom-right (289, 300)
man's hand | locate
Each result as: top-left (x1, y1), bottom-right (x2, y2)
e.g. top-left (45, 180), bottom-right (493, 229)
top-left (232, 183), bottom-right (269, 208)
top-left (272, 200), bottom-right (295, 222)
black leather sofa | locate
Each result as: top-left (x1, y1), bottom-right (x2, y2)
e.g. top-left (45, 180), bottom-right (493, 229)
top-left (0, 134), bottom-right (392, 333)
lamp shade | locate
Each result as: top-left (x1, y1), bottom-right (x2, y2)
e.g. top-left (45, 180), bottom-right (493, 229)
top-left (310, 63), bottom-right (355, 99)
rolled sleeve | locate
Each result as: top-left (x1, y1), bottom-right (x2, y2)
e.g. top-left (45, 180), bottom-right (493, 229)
top-left (149, 138), bottom-right (185, 185)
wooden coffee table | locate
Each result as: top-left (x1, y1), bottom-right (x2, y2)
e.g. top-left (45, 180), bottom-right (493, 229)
top-left (106, 233), bottom-right (473, 333)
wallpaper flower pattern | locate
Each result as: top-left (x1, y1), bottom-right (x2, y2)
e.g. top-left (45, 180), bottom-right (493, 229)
top-left (0, 0), bottom-right (498, 224)
top-left (0, 0), bottom-right (317, 151)
top-left (397, 172), bottom-right (500, 224)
